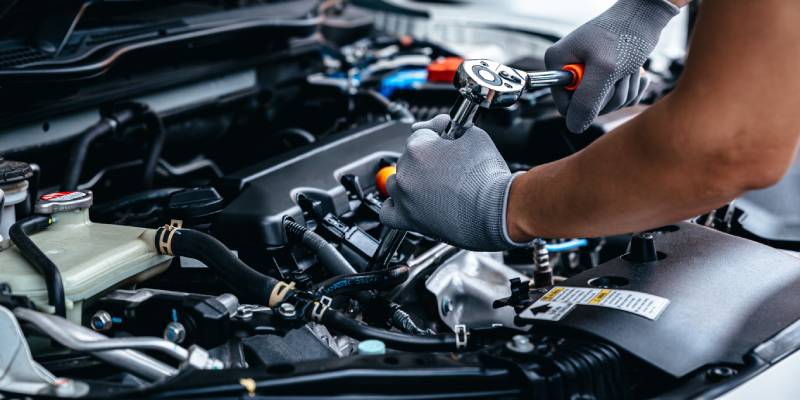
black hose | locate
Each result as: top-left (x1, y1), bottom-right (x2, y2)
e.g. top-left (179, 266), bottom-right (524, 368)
top-left (155, 227), bottom-right (280, 304)
top-left (141, 110), bottom-right (166, 189)
top-left (284, 219), bottom-right (357, 276)
top-left (359, 89), bottom-right (415, 123)
top-left (321, 309), bottom-right (457, 352)
top-left (316, 266), bottom-right (409, 297)
top-left (62, 118), bottom-right (118, 191)
top-left (62, 108), bottom-right (137, 191)
top-left (9, 215), bottom-right (66, 317)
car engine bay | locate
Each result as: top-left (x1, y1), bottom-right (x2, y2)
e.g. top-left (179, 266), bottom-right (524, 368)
top-left (1, 1), bottom-right (800, 399)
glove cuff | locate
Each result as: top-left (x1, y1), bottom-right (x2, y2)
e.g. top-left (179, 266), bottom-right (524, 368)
top-left (501, 172), bottom-right (534, 249)
top-left (599, 0), bottom-right (680, 35)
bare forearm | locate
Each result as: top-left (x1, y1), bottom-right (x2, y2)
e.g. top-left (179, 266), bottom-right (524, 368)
top-left (507, 96), bottom-right (740, 239)
top-left (508, 0), bottom-right (800, 240)
top-left (668, 0), bottom-right (691, 7)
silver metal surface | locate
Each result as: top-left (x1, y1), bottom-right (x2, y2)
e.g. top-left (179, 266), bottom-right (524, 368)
top-left (90, 310), bottom-right (113, 332)
top-left (34, 190), bottom-right (93, 214)
top-left (445, 59), bottom-right (529, 139)
top-left (163, 321), bottom-right (187, 344)
top-left (15, 308), bottom-right (190, 362)
top-left (0, 305), bottom-right (82, 396)
top-left (13, 308), bottom-right (182, 381)
top-left (388, 243), bottom-right (460, 301)
top-left (506, 335), bottom-right (534, 354)
top-left (425, 251), bottom-right (527, 331)
top-left (278, 303), bottom-right (297, 319)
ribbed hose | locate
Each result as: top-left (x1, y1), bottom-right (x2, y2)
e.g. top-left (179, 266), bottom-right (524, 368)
top-left (321, 309), bottom-right (458, 352)
top-left (155, 227), bottom-right (281, 304)
top-left (9, 215), bottom-right (66, 317)
top-left (316, 266), bottom-right (409, 297)
top-left (284, 219), bottom-right (357, 276)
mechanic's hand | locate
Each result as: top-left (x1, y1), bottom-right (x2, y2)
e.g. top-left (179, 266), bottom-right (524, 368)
top-left (380, 115), bottom-right (530, 251)
top-left (545, 0), bottom-right (679, 133)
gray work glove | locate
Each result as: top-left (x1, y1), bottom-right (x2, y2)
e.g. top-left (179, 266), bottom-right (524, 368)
top-left (545, 0), bottom-right (679, 133)
top-left (380, 115), bottom-right (530, 251)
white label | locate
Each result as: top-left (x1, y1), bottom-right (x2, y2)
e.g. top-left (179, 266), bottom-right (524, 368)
top-left (521, 286), bottom-right (670, 321)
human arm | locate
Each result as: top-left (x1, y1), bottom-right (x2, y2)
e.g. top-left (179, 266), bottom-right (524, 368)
top-left (508, 0), bottom-right (800, 240)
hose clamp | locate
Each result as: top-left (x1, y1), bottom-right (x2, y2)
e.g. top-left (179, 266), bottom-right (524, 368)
top-left (268, 281), bottom-right (296, 307)
top-left (158, 224), bottom-right (180, 256)
top-left (454, 324), bottom-right (468, 350)
top-left (311, 296), bottom-right (332, 323)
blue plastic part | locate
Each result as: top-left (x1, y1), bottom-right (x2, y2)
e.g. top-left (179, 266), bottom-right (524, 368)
top-left (545, 238), bottom-right (589, 253)
top-left (111, 317), bottom-right (122, 324)
top-left (171, 309), bottom-right (178, 322)
top-left (380, 69), bottom-right (428, 98)
top-left (357, 339), bottom-right (387, 355)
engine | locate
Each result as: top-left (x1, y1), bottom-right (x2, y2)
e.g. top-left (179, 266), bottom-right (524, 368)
top-left (0, 1), bottom-right (798, 399)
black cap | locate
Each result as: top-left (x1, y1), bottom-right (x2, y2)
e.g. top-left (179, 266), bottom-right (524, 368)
top-left (0, 158), bottom-right (33, 185)
top-left (166, 187), bottom-right (224, 223)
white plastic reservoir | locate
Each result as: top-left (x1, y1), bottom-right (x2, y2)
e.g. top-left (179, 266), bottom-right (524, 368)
top-left (0, 207), bottom-right (171, 323)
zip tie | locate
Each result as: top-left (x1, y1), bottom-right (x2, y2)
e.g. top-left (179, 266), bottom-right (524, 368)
top-left (268, 281), bottom-right (296, 307)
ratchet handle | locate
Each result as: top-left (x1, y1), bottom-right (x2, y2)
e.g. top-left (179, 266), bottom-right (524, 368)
top-left (527, 63), bottom-right (584, 91)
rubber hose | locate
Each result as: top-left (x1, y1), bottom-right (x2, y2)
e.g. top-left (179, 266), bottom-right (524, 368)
top-left (62, 108), bottom-right (137, 191)
top-left (156, 228), bottom-right (280, 304)
top-left (141, 110), bottom-right (166, 189)
top-left (316, 266), bottom-right (409, 297)
top-left (9, 215), bottom-right (66, 317)
top-left (321, 309), bottom-right (458, 352)
top-left (284, 219), bottom-right (357, 276)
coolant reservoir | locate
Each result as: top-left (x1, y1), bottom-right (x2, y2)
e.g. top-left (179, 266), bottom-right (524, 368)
top-left (0, 191), bottom-right (171, 322)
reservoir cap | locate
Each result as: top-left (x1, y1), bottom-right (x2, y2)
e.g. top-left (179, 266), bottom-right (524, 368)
top-left (35, 191), bottom-right (93, 214)
top-left (357, 339), bottom-right (386, 355)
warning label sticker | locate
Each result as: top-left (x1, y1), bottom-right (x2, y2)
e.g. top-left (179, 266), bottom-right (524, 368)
top-left (40, 191), bottom-right (86, 202)
top-left (521, 286), bottom-right (670, 321)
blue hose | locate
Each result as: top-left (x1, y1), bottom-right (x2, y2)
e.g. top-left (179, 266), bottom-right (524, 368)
top-left (545, 239), bottom-right (589, 253)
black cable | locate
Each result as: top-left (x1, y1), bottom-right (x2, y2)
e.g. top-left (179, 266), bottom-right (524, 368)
top-left (321, 308), bottom-right (457, 352)
top-left (284, 219), bottom-right (358, 276)
top-left (155, 227), bottom-right (281, 304)
top-left (9, 215), bottom-right (65, 317)
top-left (316, 266), bottom-right (409, 297)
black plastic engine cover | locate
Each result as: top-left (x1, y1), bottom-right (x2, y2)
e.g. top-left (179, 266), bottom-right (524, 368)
top-left (536, 222), bottom-right (800, 378)
top-left (214, 121), bottom-right (409, 247)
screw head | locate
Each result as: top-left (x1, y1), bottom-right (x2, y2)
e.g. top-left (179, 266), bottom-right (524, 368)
top-left (506, 335), bottom-right (535, 354)
top-left (163, 321), bottom-right (187, 344)
top-left (706, 366), bottom-right (737, 382)
top-left (90, 311), bottom-right (113, 332)
top-left (441, 298), bottom-right (452, 316)
top-left (278, 302), bottom-right (297, 319)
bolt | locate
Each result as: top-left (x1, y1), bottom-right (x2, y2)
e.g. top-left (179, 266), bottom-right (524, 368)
top-left (163, 321), bottom-right (187, 344)
top-left (90, 311), bottom-right (113, 332)
top-left (706, 366), bottom-right (737, 382)
top-left (506, 335), bottom-right (534, 354)
top-left (441, 298), bottom-right (452, 316)
top-left (278, 302), bottom-right (297, 319)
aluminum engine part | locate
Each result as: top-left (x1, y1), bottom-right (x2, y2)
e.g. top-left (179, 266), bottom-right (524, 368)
top-left (0, 305), bottom-right (89, 397)
top-left (425, 251), bottom-right (526, 331)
